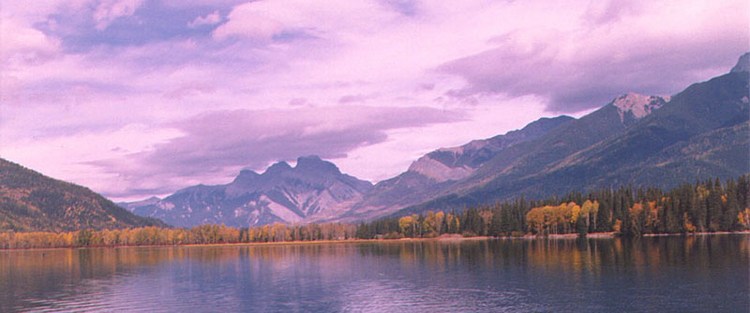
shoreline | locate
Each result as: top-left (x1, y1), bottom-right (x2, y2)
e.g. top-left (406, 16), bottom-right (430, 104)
top-left (642, 230), bottom-right (749, 237)
top-left (1, 231), bottom-right (748, 251)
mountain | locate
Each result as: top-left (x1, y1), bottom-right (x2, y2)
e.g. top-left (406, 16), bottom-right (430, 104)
top-left (0, 158), bottom-right (165, 232)
top-left (124, 53), bottom-right (750, 226)
top-left (336, 92), bottom-right (667, 221)
top-left (465, 93), bottom-right (667, 186)
top-left (398, 57), bottom-right (749, 215)
top-left (731, 52), bottom-right (750, 73)
top-left (337, 116), bottom-right (574, 221)
top-left (123, 156), bottom-right (372, 227)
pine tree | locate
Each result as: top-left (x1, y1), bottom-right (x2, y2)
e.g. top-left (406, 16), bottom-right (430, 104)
top-left (723, 179), bottom-right (740, 231)
top-left (706, 179), bottom-right (723, 231)
top-left (576, 214), bottom-right (588, 237)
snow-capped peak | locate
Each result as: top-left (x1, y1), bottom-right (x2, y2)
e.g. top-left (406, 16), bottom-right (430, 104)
top-left (612, 92), bottom-right (666, 122)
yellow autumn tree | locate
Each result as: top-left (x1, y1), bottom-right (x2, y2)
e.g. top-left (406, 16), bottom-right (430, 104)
top-left (738, 208), bottom-right (750, 229)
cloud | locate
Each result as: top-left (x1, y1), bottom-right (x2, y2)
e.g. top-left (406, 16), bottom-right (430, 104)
top-left (582, 1), bottom-right (643, 26)
top-left (379, 0), bottom-right (419, 16)
top-left (38, 1), bottom-right (228, 51)
top-left (212, 0), bottom-right (396, 41)
top-left (3, 0), bottom-right (748, 201)
top-left (89, 106), bottom-right (464, 198)
top-left (0, 122), bottom-right (183, 198)
top-left (338, 93), bottom-right (378, 104)
top-left (93, 0), bottom-right (145, 30)
top-left (0, 16), bottom-right (60, 66)
top-left (188, 10), bottom-right (223, 28)
top-left (213, 10), bottom-right (283, 41)
top-left (437, 0), bottom-right (749, 112)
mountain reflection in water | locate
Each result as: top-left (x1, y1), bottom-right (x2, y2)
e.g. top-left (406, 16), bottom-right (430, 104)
top-left (1, 235), bottom-right (747, 312)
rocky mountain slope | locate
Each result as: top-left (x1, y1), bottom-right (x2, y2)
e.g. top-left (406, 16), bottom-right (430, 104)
top-left (124, 53), bottom-right (749, 226)
top-left (122, 156), bottom-right (372, 227)
top-left (0, 158), bottom-right (165, 232)
top-left (339, 116), bottom-right (574, 221)
top-left (335, 91), bottom-right (668, 221)
top-left (398, 56), bottom-right (749, 215)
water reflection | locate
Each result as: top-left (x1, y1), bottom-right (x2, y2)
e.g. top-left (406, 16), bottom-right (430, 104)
top-left (1, 235), bottom-right (747, 312)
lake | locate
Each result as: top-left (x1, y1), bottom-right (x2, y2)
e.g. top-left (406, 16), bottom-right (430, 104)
top-left (1, 235), bottom-right (747, 312)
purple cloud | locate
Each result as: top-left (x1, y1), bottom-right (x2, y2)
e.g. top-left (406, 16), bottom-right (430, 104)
top-left (90, 106), bottom-right (464, 198)
top-left (338, 93), bottom-right (378, 104)
top-left (438, 3), bottom-right (749, 112)
top-left (379, 0), bottom-right (419, 16)
top-left (4, 0), bottom-right (748, 202)
top-left (36, 0), bottom-right (229, 51)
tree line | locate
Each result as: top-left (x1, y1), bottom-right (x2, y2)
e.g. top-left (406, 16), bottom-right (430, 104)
top-left (0, 223), bottom-right (357, 249)
top-left (355, 176), bottom-right (750, 238)
top-left (1, 176), bottom-right (748, 249)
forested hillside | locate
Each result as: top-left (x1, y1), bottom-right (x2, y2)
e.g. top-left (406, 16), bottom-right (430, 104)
top-left (401, 67), bottom-right (749, 216)
top-left (357, 176), bottom-right (750, 238)
top-left (5, 176), bottom-right (747, 249)
top-left (0, 158), bottom-right (165, 232)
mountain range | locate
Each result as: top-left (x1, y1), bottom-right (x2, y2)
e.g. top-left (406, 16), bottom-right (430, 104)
top-left (2, 53), bottom-right (748, 230)
top-left (121, 53), bottom-right (749, 227)
top-left (119, 53), bottom-right (748, 227)
top-left (120, 156), bottom-right (372, 227)
top-left (399, 69), bottom-right (748, 215)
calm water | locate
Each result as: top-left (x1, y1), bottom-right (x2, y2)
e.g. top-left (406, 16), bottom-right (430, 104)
top-left (1, 235), bottom-right (748, 313)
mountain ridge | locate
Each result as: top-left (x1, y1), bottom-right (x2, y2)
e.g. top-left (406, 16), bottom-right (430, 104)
top-left (335, 115), bottom-right (575, 221)
top-left (395, 91), bottom-right (669, 211)
top-left (399, 69), bottom-right (749, 215)
top-left (0, 158), bottom-right (165, 232)
top-left (121, 53), bottom-right (750, 226)
top-left (122, 156), bottom-right (373, 227)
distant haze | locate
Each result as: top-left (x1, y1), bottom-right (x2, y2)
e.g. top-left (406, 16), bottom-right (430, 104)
top-left (1, 0), bottom-right (747, 201)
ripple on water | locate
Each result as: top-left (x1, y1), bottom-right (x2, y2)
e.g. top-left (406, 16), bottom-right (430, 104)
top-left (4, 237), bottom-right (749, 313)
top-left (339, 278), bottom-right (549, 313)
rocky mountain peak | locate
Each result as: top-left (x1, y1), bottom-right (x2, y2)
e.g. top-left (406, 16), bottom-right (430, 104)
top-left (731, 52), bottom-right (750, 73)
top-left (232, 169), bottom-right (260, 184)
top-left (611, 92), bottom-right (666, 122)
top-left (295, 155), bottom-right (341, 175)
top-left (125, 155), bottom-right (373, 227)
top-left (265, 161), bottom-right (292, 174)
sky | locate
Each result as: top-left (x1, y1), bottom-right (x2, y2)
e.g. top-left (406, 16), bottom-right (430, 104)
top-left (1, 0), bottom-right (748, 201)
